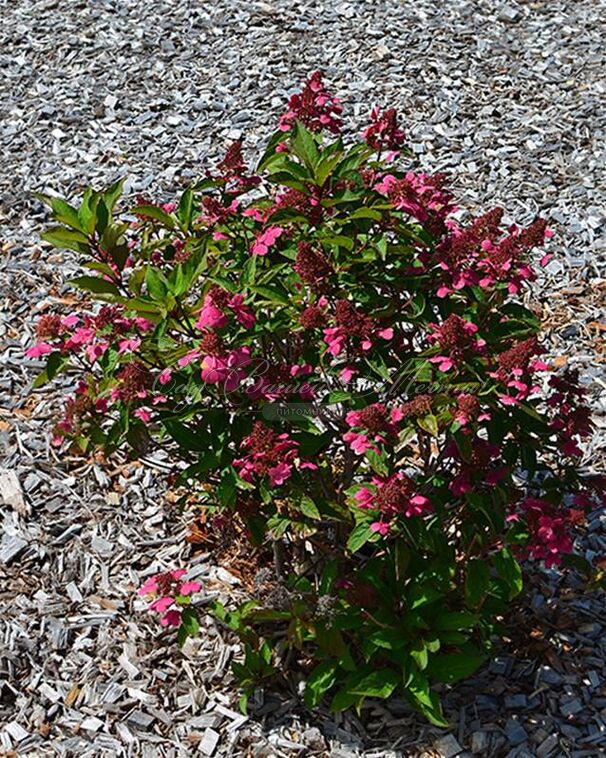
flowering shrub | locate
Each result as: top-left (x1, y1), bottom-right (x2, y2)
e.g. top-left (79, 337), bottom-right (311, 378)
top-left (139, 569), bottom-right (201, 636)
top-left (31, 72), bottom-right (603, 724)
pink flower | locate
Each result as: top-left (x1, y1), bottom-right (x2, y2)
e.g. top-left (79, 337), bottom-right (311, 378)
top-left (355, 473), bottom-right (432, 520)
top-left (370, 521), bottom-right (390, 536)
top-left (251, 226), bottom-right (283, 256)
top-left (134, 317), bottom-right (154, 332)
top-left (160, 610), bottom-right (182, 627)
top-left (67, 327), bottom-right (96, 347)
top-left (323, 327), bottom-right (346, 357)
top-left (363, 106), bottom-right (405, 151)
top-left (243, 207), bottom-right (264, 222)
top-left (268, 462), bottom-right (293, 486)
top-left (158, 368), bottom-right (173, 385)
top-left (26, 342), bottom-right (54, 358)
top-left (278, 71), bottom-right (343, 134)
top-left (340, 367), bottom-right (357, 383)
top-left (449, 473), bottom-right (472, 496)
top-left (178, 349), bottom-right (201, 367)
top-left (429, 355), bottom-right (454, 372)
top-left (179, 581), bottom-right (202, 595)
top-left (138, 576), bottom-right (159, 596)
top-left (200, 346), bottom-right (251, 392)
top-left (61, 314), bottom-right (80, 328)
top-left (134, 407), bottom-right (152, 423)
top-left (343, 431), bottom-right (374, 455)
top-left (355, 487), bottom-right (375, 509)
top-left (195, 296), bottom-right (229, 330)
top-left (85, 341), bottom-right (109, 363)
top-left (228, 294), bottom-right (256, 329)
top-left (150, 596), bottom-right (174, 613)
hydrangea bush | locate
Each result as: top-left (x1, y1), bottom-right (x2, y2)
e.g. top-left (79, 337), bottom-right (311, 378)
top-left (31, 72), bottom-right (603, 723)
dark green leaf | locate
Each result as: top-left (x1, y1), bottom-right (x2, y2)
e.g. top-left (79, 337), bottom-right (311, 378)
top-left (494, 547), bottom-right (523, 599)
top-left (426, 651), bottom-right (486, 684)
top-left (42, 226), bottom-right (90, 254)
top-left (69, 275), bottom-right (120, 296)
top-left (132, 204), bottom-right (176, 229)
top-left (348, 669), bottom-right (399, 699)
top-left (347, 522), bottom-right (376, 554)
top-left (304, 662), bottom-right (338, 708)
top-left (465, 559), bottom-right (490, 608)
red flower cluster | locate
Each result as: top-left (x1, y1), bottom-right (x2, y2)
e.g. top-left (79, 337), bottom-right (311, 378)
top-left (375, 171), bottom-right (455, 235)
top-left (139, 569), bottom-right (201, 627)
top-left (278, 71), bottom-right (343, 134)
top-left (324, 300), bottom-right (393, 357)
top-left (445, 436), bottom-right (508, 496)
top-left (271, 187), bottom-right (325, 226)
top-left (363, 106), bottom-right (405, 152)
top-left (515, 498), bottom-right (575, 568)
top-left (343, 403), bottom-right (402, 455)
top-left (293, 242), bottom-right (334, 285)
top-left (435, 212), bottom-right (553, 298)
top-left (428, 314), bottom-right (485, 372)
top-left (355, 472), bottom-right (432, 535)
top-left (195, 286), bottom-right (256, 331)
top-left (548, 370), bottom-right (594, 457)
top-left (233, 421), bottom-right (316, 486)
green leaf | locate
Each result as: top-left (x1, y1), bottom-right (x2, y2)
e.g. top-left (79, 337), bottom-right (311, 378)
top-left (41, 226), bottom-right (90, 254)
top-left (218, 468), bottom-right (237, 508)
top-left (366, 448), bottom-right (389, 476)
top-left (103, 177), bottom-right (125, 213)
top-left (347, 522), bottom-right (376, 554)
top-left (256, 130), bottom-right (290, 171)
top-left (315, 149), bottom-right (344, 186)
top-left (46, 351), bottom-right (67, 381)
top-left (319, 560), bottom-right (338, 595)
top-left (126, 422), bottom-right (151, 456)
top-left (132, 204), bottom-right (176, 229)
top-left (426, 652), bottom-right (486, 684)
top-left (162, 420), bottom-right (210, 452)
top-left (69, 275), bottom-right (120, 296)
top-left (465, 559), bottom-right (490, 608)
top-left (409, 586), bottom-right (444, 610)
top-left (347, 207), bottom-right (383, 221)
top-left (35, 193), bottom-right (82, 231)
top-left (304, 661), bottom-right (338, 708)
top-left (291, 120), bottom-right (320, 173)
top-left (79, 187), bottom-right (100, 234)
top-left (250, 284), bottom-right (290, 305)
top-left (177, 187), bottom-right (194, 232)
top-left (348, 669), bottom-right (399, 699)
top-left (177, 607), bottom-right (200, 647)
top-left (319, 234), bottom-right (354, 251)
top-left (299, 495), bottom-right (321, 520)
top-left (405, 670), bottom-right (448, 727)
top-left (330, 688), bottom-right (364, 713)
top-left (417, 414), bottom-right (438, 437)
top-left (327, 390), bottom-right (353, 404)
top-left (145, 267), bottom-right (169, 300)
top-left (181, 606), bottom-right (200, 635)
top-left (411, 643), bottom-right (428, 671)
top-left (494, 547), bottom-right (523, 599)
top-left (433, 611), bottom-right (478, 631)
top-left (561, 553), bottom-right (593, 577)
